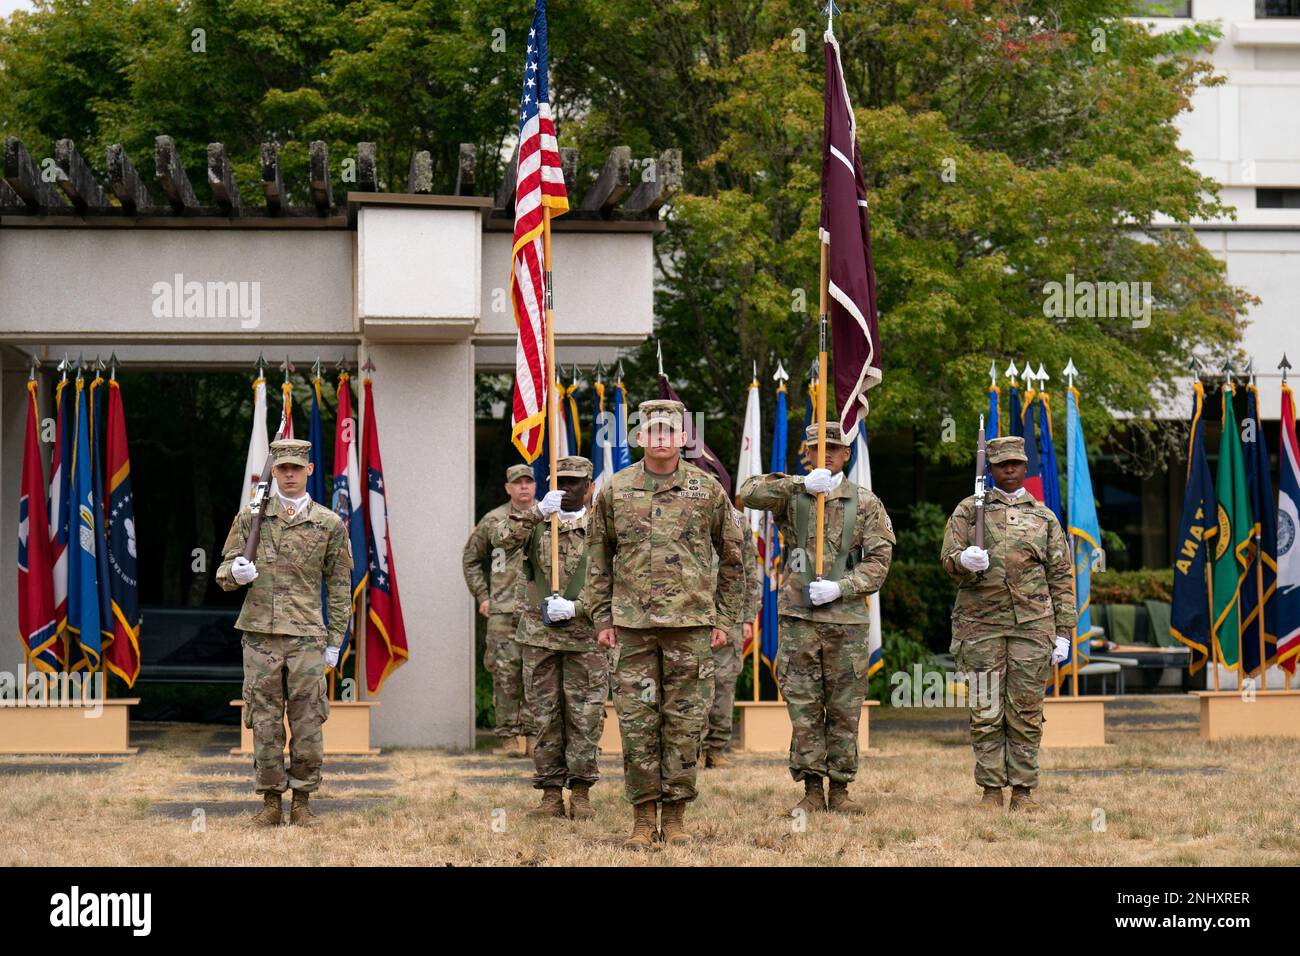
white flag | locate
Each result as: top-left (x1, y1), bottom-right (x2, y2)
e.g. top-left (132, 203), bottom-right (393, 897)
top-left (736, 380), bottom-right (763, 532)
top-left (240, 377), bottom-right (269, 512)
top-left (848, 428), bottom-right (882, 676)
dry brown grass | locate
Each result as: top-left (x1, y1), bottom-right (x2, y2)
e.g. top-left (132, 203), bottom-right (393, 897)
top-left (1, 697), bottom-right (1297, 866)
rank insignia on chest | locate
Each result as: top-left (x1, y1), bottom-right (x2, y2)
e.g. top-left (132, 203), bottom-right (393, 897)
top-left (1007, 512), bottom-right (1018, 524)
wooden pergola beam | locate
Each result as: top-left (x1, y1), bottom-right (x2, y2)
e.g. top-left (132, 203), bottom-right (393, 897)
top-left (455, 143), bottom-right (476, 195)
top-left (207, 142), bottom-right (244, 215)
top-left (260, 142), bottom-right (284, 213)
top-left (154, 135), bottom-right (198, 212)
top-left (309, 140), bottom-right (333, 213)
top-left (408, 150), bottom-right (433, 194)
top-left (3, 137), bottom-right (64, 210)
top-left (579, 146), bottom-right (631, 214)
top-left (356, 142), bottom-right (378, 192)
top-left (106, 144), bottom-right (157, 214)
top-left (622, 148), bottom-right (682, 216)
top-left (54, 139), bottom-right (110, 213)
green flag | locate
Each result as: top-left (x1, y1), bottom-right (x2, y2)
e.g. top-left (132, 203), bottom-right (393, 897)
top-left (1212, 387), bottom-right (1252, 671)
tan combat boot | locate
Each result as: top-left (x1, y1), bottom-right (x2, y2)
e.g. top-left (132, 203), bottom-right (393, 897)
top-left (250, 792), bottom-right (282, 827)
top-left (289, 790), bottom-right (315, 826)
top-left (526, 786), bottom-right (566, 818)
top-left (827, 780), bottom-right (867, 815)
top-left (568, 782), bottom-right (595, 820)
top-left (705, 749), bottom-right (732, 769)
top-left (980, 787), bottom-right (1004, 811)
top-left (791, 775), bottom-right (826, 816)
top-left (1009, 786), bottom-right (1041, 813)
top-left (623, 800), bottom-right (657, 851)
top-left (660, 800), bottom-right (692, 846)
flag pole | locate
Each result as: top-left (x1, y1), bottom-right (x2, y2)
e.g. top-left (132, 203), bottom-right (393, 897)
top-left (814, 241), bottom-right (829, 580)
top-left (543, 206), bottom-right (560, 591)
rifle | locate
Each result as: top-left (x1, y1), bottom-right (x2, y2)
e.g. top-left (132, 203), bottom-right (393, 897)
top-left (241, 454), bottom-right (274, 562)
top-left (973, 415), bottom-right (986, 579)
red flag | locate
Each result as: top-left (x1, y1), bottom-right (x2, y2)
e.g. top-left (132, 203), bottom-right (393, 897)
top-left (19, 380), bottom-right (60, 672)
top-left (821, 29), bottom-right (882, 441)
top-left (104, 379), bottom-right (141, 686)
top-left (361, 378), bottom-right (409, 693)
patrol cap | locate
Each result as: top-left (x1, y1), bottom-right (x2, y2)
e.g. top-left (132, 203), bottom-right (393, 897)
top-left (638, 398), bottom-right (686, 432)
top-left (803, 421), bottom-right (849, 448)
top-left (555, 456), bottom-right (593, 479)
top-left (270, 438), bottom-right (312, 467)
top-left (506, 464), bottom-right (535, 483)
top-left (987, 435), bottom-right (1028, 464)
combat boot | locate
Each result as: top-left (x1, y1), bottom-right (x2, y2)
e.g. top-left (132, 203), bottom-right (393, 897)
top-left (568, 782), bottom-right (595, 820)
top-left (979, 787), bottom-right (1004, 811)
top-left (705, 749), bottom-right (732, 769)
top-left (289, 790), bottom-right (315, 826)
top-left (1009, 786), bottom-right (1041, 813)
top-left (526, 786), bottom-right (567, 818)
top-left (791, 775), bottom-right (826, 816)
top-left (827, 780), bottom-right (867, 815)
top-left (660, 799), bottom-right (692, 846)
top-left (623, 800), bottom-right (657, 851)
top-left (250, 792), bottom-right (282, 828)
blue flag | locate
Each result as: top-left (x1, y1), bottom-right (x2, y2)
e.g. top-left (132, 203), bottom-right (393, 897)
top-left (612, 382), bottom-right (631, 471)
top-left (89, 376), bottom-right (114, 655)
top-left (1240, 384), bottom-right (1277, 679)
top-left (1277, 385), bottom-right (1300, 675)
top-left (1037, 394), bottom-right (1063, 524)
top-left (759, 382), bottom-right (787, 691)
top-left (1022, 394), bottom-right (1044, 502)
top-left (1009, 384), bottom-right (1023, 438)
top-left (1170, 381), bottom-right (1216, 674)
top-left (988, 385), bottom-right (1001, 439)
top-left (798, 380), bottom-right (816, 475)
top-left (309, 378), bottom-right (327, 627)
top-left (1058, 388), bottom-right (1102, 692)
top-left (67, 378), bottom-right (102, 672)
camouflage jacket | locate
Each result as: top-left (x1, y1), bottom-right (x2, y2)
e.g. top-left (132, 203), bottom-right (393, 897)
top-left (586, 460), bottom-right (747, 632)
top-left (216, 496), bottom-right (353, 647)
top-left (742, 525), bottom-right (762, 623)
top-left (461, 501), bottom-right (526, 615)
top-left (737, 473), bottom-right (895, 624)
top-left (940, 486), bottom-right (1076, 638)
top-left (492, 504), bottom-right (596, 652)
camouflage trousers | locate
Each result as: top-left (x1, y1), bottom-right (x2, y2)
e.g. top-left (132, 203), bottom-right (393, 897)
top-left (485, 614), bottom-right (532, 738)
top-left (522, 644), bottom-right (608, 789)
top-left (613, 626), bottom-right (714, 805)
top-left (703, 627), bottom-right (744, 752)
top-left (241, 631), bottom-right (329, 795)
top-left (776, 618), bottom-right (870, 784)
top-left (952, 630), bottom-right (1053, 790)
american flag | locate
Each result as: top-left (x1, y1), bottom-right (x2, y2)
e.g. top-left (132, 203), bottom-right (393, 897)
top-left (509, 0), bottom-right (569, 463)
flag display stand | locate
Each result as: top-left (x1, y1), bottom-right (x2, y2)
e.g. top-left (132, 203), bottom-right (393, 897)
top-left (229, 700), bottom-right (380, 755)
top-left (1192, 689), bottom-right (1300, 741)
top-left (736, 700), bottom-right (877, 753)
top-left (1041, 696), bottom-right (1111, 748)
top-left (598, 702), bottom-right (620, 754)
top-left (0, 699), bottom-right (139, 754)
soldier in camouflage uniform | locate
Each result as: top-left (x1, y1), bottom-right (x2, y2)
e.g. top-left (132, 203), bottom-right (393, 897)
top-left (702, 524), bottom-right (761, 768)
top-left (462, 464), bottom-right (536, 757)
top-left (492, 455), bottom-right (606, 821)
top-left (940, 435), bottom-right (1075, 812)
top-left (738, 421), bottom-right (894, 816)
top-left (588, 399), bottom-right (747, 849)
top-left (217, 439), bottom-right (353, 827)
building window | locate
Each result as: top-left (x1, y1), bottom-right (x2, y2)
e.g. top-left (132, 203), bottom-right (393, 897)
top-left (1257, 188), bottom-right (1300, 208)
top-left (1132, 1), bottom-right (1191, 15)
top-left (1258, 1), bottom-right (1300, 17)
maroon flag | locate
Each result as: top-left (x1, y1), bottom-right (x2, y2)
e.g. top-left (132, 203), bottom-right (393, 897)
top-left (19, 380), bottom-right (60, 672)
top-left (361, 378), bottom-right (409, 693)
top-left (821, 29), bottom-right (882, 441)
top-left (657, 373), bottom-right (732, 498)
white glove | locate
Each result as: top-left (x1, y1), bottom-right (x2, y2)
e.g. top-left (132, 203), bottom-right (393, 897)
top-left (807, 579), bottom-right (842, 606)
top-left (804, 468), bottom-right (840, 495)
top-left (546, 595), bottom-right (575, 621)
top-left (324, 646), bottom-right (340, 669)
top-left (1051, 636), bottom-right (1071, 665)
top-left (537, 489), bottom-right (565, 517)
top-left (959, 546), bottom-right (989, 572)
top-left (231, 556), bottom-right (258, 585)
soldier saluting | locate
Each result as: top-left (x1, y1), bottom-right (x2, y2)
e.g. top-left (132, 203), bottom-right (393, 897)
top-left (216, 438), bottom-right (353, 827)
top-left (738, 421), bottom-right (894, 816)
top-left (587, 399), bottom-right (747, 849)
top-left (940, 435), bottom-right (1074, 812)
top-left (491, 455), bottom-right (606, 821)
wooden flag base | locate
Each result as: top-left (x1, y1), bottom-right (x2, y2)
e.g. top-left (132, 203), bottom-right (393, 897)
top-left (598, 702), bottom-right (620, 755)
top-left (1041, 696), bottom-right (1112, 748)
top-left (736, 700), bottom-right (879, 753)
top-left (1193, 689), bottom-right (1300, 741)
top-left (230, 700), bottom-right (380, 755)
top-left (0, 699), bottom-right (139, 754)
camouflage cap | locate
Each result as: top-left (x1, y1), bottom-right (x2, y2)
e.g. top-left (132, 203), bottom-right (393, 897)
top-left (555, 455), bottom-right (593, 479)
top-left (638, 399), bottom-right (686, 432)
top-left (506, 464), bottom-right (535, 483)
top-left (987, 435), bottom-right (1028, 464)
top-left (270, 438), bottom-right (312, 467)
top-left (803, 421), bottom-right (850, 448)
